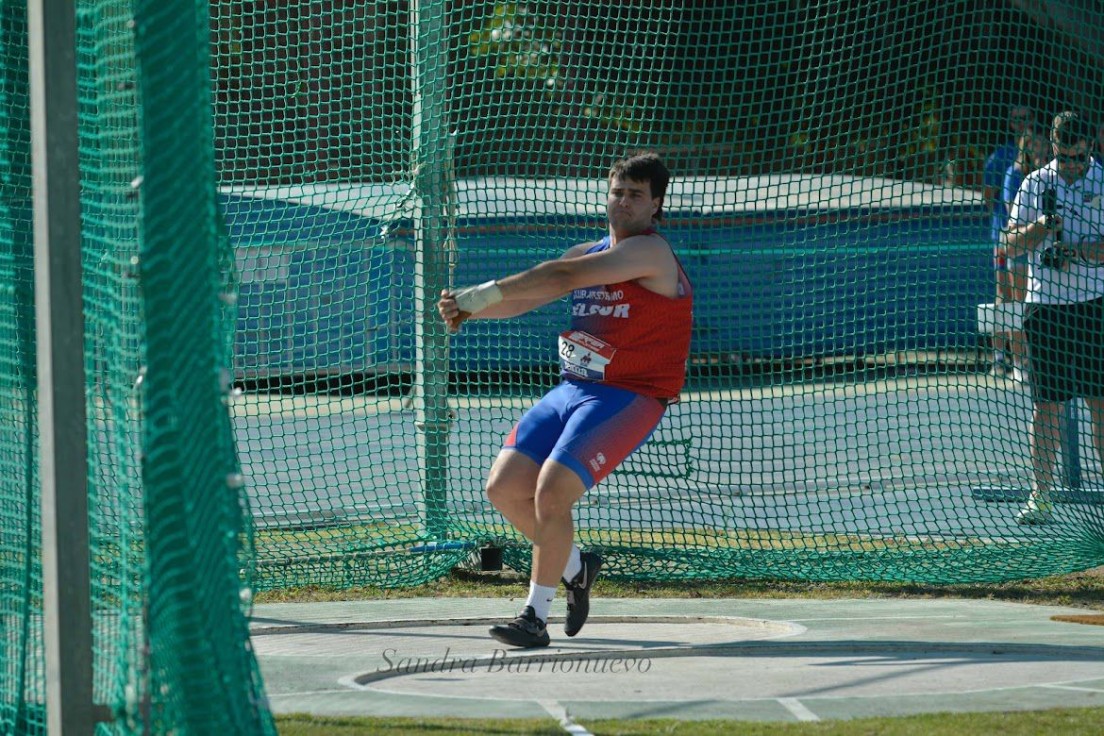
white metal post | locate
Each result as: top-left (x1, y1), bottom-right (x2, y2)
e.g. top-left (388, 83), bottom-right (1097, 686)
top-left (28, 0), bottom-right (95, 732)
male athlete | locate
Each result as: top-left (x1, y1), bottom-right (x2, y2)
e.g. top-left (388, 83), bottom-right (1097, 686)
top-left (437, 151), bottom-right (693, 647)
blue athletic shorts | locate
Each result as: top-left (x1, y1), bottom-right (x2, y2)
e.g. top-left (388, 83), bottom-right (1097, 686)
top-left (505, 380), bottom-right (667, 489)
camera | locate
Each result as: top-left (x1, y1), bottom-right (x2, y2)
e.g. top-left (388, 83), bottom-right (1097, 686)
top-left (1039, 187), bottom-right (1065, 268)
top-left (1041, 188), bottom-right (1058, 219)
top-left (1040, 245), bottom-right (1068, 269)
top-left (1041, 187), bottom-right (1061, 236)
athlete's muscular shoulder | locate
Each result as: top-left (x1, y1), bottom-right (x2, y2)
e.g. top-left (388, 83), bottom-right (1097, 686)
top-left (614, 232), bottom-right (671, 260)
top-left (621, 234), bottom-right (679, 296)
top-left (561, 240), bottom-right (602, 260)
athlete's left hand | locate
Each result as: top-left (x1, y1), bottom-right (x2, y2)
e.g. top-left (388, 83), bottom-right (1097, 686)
top-left (437, 289), bottom-right (471, 332)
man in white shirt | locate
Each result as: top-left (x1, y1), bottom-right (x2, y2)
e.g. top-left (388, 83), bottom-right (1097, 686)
top-left (1004, 111), bottom-right (1104, 524)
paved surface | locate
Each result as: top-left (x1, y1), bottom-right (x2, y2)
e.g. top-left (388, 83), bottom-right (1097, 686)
top-left (236, 376), bottom-right (1104, 534)
top-left (251, 596), bottom-right (1104, 723)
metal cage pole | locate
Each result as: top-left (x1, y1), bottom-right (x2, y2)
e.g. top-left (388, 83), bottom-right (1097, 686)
top-left (410, 0), bottom-right (454, 540)
top-left (28, 0), bottom-right (95, 732)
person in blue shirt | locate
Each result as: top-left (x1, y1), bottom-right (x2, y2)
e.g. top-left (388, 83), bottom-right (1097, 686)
top-left (997, 130), bottom-right (1051, 381)
top-left (985, 105), bottom-right (1036, 373)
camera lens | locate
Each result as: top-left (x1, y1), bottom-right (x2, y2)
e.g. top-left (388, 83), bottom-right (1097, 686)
top-left (1041, 246), bottom-right (1063, 269)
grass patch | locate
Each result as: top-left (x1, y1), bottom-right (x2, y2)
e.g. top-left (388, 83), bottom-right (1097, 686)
top-left (275, 714), bottom-right (565, 735)
top-left (253, 564), bottom-right (1104, 609)
top-left (275, 708), bottom-right (1104, 735)
top-left (574, 527), bottom-right (992, 553)
top-left (254, 524), bottom-right (1005, 557)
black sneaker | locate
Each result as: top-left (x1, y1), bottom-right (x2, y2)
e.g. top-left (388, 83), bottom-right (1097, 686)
top-left (563, 551), bottom-right (602, 637)
top-left (488, 606), bottom-right (550, 648)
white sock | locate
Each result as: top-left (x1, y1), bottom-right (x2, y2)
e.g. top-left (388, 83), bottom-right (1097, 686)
top-left (524, 581), bottom-right (557, 623)
top-left (561, 545), bottom-right (582, 582)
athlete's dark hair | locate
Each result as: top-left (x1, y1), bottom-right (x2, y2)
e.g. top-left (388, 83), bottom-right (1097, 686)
top-left (609, 151), bottom-right (670, 222)
top-left (1051, 110), bottom-right (1094, 148)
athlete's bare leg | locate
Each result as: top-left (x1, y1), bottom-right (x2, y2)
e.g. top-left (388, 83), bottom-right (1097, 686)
top-left (485, 449), bottom-right (540, 540)
top-left (486, 451), bottom-right (586, 587)
top-left (531, 460), bottom-right (587, 588)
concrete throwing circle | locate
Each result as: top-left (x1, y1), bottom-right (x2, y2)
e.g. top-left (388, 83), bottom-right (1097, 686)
top-left (357, 639), bottom-right (1104, 703)
top-left (341, 616), bottom-right (803, 689)
top-left (323, 620), bottom-right (1103, 704)
top-left (254, 615), bottom-right (801, 656)
top-left (252, 600), bottom-right (1104, 721)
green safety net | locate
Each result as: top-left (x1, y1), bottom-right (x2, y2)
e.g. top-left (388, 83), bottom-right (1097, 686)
top-left (0, 0), bottom-right (274, 732)
top-left (5, 0), bottom-right (1104, 729)
top-left (0, 3), bottom-right (40, 733)
top-left (213, 1), bottom-right (1104, 590)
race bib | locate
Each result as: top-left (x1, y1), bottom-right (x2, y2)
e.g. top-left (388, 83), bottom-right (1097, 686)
top-left (558, 330), bottom-right (617, 380)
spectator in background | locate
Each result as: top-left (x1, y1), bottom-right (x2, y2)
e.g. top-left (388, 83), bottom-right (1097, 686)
top-left (1003, 111), bottom-right (1104, 525)
top-left (995, 131), bottom-right (1052, 380)
top-left (1097, 122), bottom-right (1104, 162)
top-left (984, 105), bottom-right (1036, 374)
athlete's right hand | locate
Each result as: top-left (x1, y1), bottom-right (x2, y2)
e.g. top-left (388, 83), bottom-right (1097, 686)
top-left (437, 289), bottom-right (472, 333)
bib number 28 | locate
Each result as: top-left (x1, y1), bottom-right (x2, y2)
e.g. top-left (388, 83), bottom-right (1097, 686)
top-left (558, 330), bottom-right (616, 380)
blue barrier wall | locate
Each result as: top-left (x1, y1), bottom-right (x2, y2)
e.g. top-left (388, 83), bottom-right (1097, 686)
top-left (224, 193), bottom-right (990, 379)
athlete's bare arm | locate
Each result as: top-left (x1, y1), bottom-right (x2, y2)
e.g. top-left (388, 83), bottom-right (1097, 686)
top-left (496, 233), bottom-right (679, 300)
top-left (438, 235), bottom-right (677, 331)
top-left (445, 242), bottom-right (597, 320)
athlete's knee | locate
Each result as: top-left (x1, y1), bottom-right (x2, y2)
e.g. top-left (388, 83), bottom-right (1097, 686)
top-left (533, 486), bottom-right (577, 523)
top-left (485, 458), bottom-right (537, 510)
top-left (485, 475), bottom-right (528, 511)
top-left (533, 469), bottom-right (586, 521)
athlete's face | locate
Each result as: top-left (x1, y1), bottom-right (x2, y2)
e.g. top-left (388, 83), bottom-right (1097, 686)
top-left (607, 175), bottom-right (659, 236)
